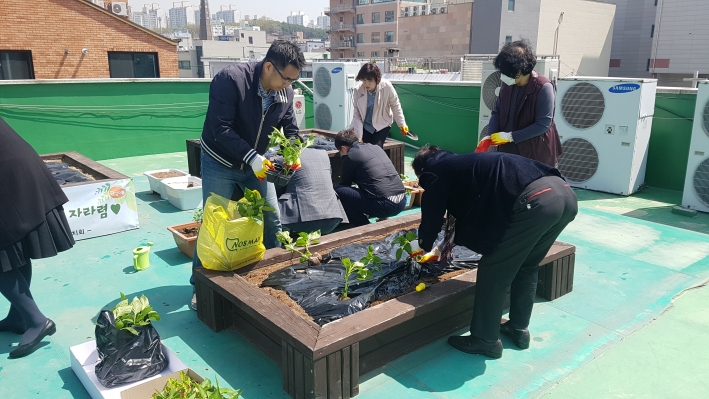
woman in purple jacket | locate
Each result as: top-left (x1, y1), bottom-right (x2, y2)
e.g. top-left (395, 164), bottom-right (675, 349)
top-left (485, 39), bottom-right (562, 167)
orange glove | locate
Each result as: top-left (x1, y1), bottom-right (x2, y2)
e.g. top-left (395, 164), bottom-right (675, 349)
top-left (400, 125), bottom-right (410, 136)
top-left (475, 136), bottom-right (492, 153)
top-left (249, 154), bottom-right (274, 182)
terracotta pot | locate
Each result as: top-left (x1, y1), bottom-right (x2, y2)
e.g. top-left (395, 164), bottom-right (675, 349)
top-left (167, 221), bottom-right (201, 258)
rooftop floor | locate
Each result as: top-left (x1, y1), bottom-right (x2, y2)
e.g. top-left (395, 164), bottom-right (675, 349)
top-left (1, 151), bottom-right (709, 398)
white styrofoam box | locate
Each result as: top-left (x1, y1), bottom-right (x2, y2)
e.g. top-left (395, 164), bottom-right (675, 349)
top-left (162, 176), bottom-right (203, 211)
top-left (143, 169), bottom-right (189, 199)
top-left (69, 340), bottom-right (187, 399)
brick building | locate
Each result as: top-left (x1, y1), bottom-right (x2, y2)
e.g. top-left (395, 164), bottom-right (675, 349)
top-left (1, 0), bottom-right (178, 79)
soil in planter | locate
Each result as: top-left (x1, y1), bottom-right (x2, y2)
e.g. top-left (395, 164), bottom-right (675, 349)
top-left (187, 182), bottom-right (194, 188)
top-left (150, 171), bottom-right (185, 179)
top-left (179, 227), bottom-right (199, 237)
top-left (44, 161), bottom-right (95, 185)
top-left (259, 229), bottom-right (482, 325)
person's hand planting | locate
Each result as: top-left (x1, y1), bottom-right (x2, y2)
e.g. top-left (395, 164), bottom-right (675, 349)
top-left (491, 132), bottom-right (513, 145)
top-left (249, 154), bottom-right (274, 182)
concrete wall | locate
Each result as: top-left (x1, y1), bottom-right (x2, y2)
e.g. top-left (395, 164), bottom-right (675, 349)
top-left (499, 0), bottom-right (543, 50)
top-left (537, 0), bottom-right (615, 77)
top-left (0, 79), bottom-right (696, 191)
top-left (650, 0), bottom-right (709, 77)
top-left (608, 0), bottom-right (657, 78)
top-left (2, 0), bottom-right (178, 79)
top-left (397, 3), bottom-right (473, 57)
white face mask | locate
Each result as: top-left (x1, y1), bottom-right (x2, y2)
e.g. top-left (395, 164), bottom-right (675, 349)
top-left (500, 73), bottom-right (516, 86)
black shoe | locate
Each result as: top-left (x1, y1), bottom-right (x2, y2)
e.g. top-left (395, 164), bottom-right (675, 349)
top-left (500, 321), bottom-right (530, 349)
top-left (0, 322), bottom-right (26, 335)
top-left (447, 335), bottom-right (503, 359)
top-left (9, 319), bottom-right (56, 359)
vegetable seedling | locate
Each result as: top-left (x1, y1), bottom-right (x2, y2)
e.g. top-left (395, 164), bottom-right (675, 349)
top-left (110, 292), bottom-right (160, 336)
top-left (277, 230), bottom-right (321, 263)
top-left (341, 258), bottom-right (373, 299)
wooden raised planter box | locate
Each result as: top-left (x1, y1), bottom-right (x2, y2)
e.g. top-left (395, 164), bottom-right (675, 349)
top-left (40, 151), bottom-right (129, 187)
top-left (186, 129), bottom-right (406, 184)
top-left (194, 214), bottom-right (575, 399)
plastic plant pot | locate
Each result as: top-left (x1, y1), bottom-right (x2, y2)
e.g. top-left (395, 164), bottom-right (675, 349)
top-left (162, 176), bottom-right (203, 210)
top-left (144, 169), bottom-right (189, 199)
top-left (266, 169), bottom-right (291, 187)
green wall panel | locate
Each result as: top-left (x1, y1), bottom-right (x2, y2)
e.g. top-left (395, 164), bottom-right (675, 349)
top-left (0, 80), bottom-right (696, 192)
top-left (645, 92), bottom-right (696, 191)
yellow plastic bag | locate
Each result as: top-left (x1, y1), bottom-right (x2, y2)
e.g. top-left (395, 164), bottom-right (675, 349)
top-left (197, 191), bottom-right (270, 271)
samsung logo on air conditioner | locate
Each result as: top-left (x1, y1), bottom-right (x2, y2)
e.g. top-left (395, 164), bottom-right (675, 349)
top-left (331, 67), bottom-right (343, 74)
top-left (609, 83), bottom-right (640, 93)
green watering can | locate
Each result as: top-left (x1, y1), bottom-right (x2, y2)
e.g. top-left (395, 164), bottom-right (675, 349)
top-left (133, 242), bottom-right (154, 271)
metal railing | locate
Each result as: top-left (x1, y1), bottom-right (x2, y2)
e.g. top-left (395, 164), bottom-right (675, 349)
top-left (327, 5), bottom-right (355, 14)
top-left (328, 41), bottom-right (355, 49)
top-left (321, 56), bottom-right (465, 74)
top-left (328, 23), bottom-right (355, 32)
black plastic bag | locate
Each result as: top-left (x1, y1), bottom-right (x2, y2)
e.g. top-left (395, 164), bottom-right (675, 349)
top-left (261, 229), bottom-right (480, 325)
top-left (94, 310), bottom-right (168, 388)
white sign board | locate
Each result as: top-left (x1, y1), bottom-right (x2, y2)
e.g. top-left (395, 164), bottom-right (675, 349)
top-left (62, 179), bottom-right (139, 240)
top-left (293, 94), bottom-right (306, 130)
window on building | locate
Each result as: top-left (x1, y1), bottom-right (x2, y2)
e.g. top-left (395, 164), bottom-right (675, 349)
top-left (357, 14), bottom-right (364, 24)
top-left (372, 12), bottom-right (380, 23)
top-left (508, 0), bottom-right (515, 11)
top-left (0, 50), bottom-right (34, 80)
top-left (108, 52), bottom-right (159, 78)
top-left (357, 52), bottom-right (365, 57)
top-left (357, 33), bottom-right (365, 43)
top-left (371, 51), bottom-right (379, 57)
top-left (655, 0), bottom-right (658, 5)
top-left (385, 31), bottom-right (394, 42)
top-left (249, 36), bottom-right (253, 44)
top-left (385, 11), bottom-right (395, 22)
top-left (358, 0), bottom-right (369, 5)
top-left (340, 16), bottom-right (344, 23)
top-left (651, 24), bottom-right (655, 37)
top-left (505, 36), bottom-right (512, 43)
top-left (241, 33), bottom-right (244, 38)
top-left (646, 59), bottom-right (651, 71)
top-left (178, 61), bottom-right (191, 70)
top-left (340, 52), bottom-right (345, 58)
top-left (372, 32), bottom-right (380, 43)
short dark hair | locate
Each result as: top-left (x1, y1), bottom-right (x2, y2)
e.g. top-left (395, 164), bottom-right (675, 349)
top-left (355, 63), bottom-right (382, 85)
top-left (264, 40), bottom-right (306, 71)
top-left (494, 39), bottom-right (537, 77)
top-left (335, 129), bottom-right (359, 150)
top-left (412, 144), bottom-right (441, 176)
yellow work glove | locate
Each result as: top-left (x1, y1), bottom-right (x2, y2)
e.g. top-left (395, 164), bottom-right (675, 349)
top-left (408, 240), bottom-right (425, 259)
top-left (491, 132), bottom-right (513, 145)
top-left (418, 246), bottom-right (441, 263)
top-left (249, 154), bottom-right (274, 182)
top-left (400, 125), bottom-right (410, 136)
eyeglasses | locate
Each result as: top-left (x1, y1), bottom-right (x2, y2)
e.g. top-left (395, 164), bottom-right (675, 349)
top-left (272, 63), bottom-right (299, 84)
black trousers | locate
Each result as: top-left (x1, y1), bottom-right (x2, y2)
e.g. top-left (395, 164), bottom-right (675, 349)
top-left (334, 186), bottom-right (405, 227)
top-left (470, 176), bottom-right (578, 341)
top-left (362, 126), bottom-right (391, 148)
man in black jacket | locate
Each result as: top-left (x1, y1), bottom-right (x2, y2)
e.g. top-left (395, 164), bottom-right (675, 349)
top-left (413, 145), bottom-right (577, 358)
top-left (333, 130), bottom-right (407, 227)
top-left (190, 41), bottom-right (305, 309)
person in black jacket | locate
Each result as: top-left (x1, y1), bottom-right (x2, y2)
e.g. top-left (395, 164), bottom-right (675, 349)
top-left (333, 130), bottom-right (407, 227)
top-left (413, 145), bottom-right (577, 359)
top-left (190, 40), bottom-right (305, 310)
top-left (0, 117), bottom-right (74, 358)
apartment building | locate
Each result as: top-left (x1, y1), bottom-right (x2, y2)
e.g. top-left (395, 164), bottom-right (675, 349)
top-left (609, 0), bottom-right (709, 86)
top-left (471, 0), bottom-right (616, 77)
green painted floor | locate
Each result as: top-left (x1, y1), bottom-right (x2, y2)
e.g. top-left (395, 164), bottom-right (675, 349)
top-left (1, 151), bottom-right (708, 398)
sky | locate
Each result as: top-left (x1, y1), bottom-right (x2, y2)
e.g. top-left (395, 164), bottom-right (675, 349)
top-left (143, 0), bottom-right (328, 23)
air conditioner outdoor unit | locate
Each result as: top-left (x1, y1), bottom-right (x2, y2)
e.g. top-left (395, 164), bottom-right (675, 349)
top-left (682, 81), bottom-right (709, 211)
top-left (110, 2), bottom-right (128, 16)
top-left (554, 77), bottom-right (657, 195)
top-left (94, 0), bottom-right (105, 7)
top-left (478, 57), bottom-right (560, 142)
top-left (421, 5), bottom-right (429, 15)
top-left (312, 61), bottom-right (361, 131)
top-left (404, 12), bottom-right (409, 17)
top-left (439, 6), bottom-right (447, 13)
top-left (431, 7), bottom-right (438, 14)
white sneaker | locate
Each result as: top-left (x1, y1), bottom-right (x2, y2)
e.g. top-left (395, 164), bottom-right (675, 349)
top-left (191, 289), bottom-right (197, 311)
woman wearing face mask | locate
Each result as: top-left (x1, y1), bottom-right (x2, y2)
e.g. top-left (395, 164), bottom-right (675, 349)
top-left (483, 39), bottom-right (562, 167)
top-left (349, 63), bottom-right (409, 148)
